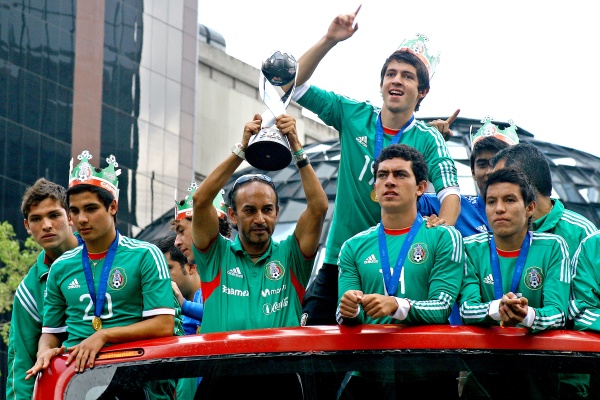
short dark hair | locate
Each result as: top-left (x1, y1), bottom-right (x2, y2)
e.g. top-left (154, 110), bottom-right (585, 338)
top-left (490, 143), bottom-right (552, 197)
top-left (171, 214), bottom-right (232, 238)
top-left (380, 50), bottom-right (430, 112)
top-left (21, 178), bottom-right (68, 219)
top-left (67, 184), bottom-right (117, 222)
top-left (219, 214), bottom-right (232, 238)
top-left (483, 167), bottom-right (536, 208)
top-left (157, 234), bottom-right (188, 268)
top-left (373, 144), bottom-right (429, 185)
top-left (469, 136), bottom-right (511, 173)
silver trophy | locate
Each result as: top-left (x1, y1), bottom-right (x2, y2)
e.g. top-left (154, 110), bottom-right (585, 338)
top-left (245, 51), bottom-right (297, 171)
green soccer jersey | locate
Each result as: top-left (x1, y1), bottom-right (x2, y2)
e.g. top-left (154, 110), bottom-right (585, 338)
top-left (532, 198), bottom-right (597, 257)
top-left (43, 235), bottom-right (175, 348)
top-left (569, 232), bottom-right (600, 331)
top-left (459, 232), bottom-right (571, 333)
top-left (297, 86), bottom-right (459, 266)
top-left (6, 251), bottom-right (49, 400)
top-left (193, 234), bottom-right (313, 334)
top-left (336, 222), bottom-right (464, 325)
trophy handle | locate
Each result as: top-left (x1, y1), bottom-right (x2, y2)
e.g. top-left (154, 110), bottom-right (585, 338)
top-left (259, 66), bottom-right (299, 128)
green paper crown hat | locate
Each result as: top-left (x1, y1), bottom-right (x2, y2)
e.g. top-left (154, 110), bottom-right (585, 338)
top-left (212, 189), bottom-right (227, 217)
top-left (397, 33), bottom-right (440, 78)
top-left (174, 183), bottom-right (227, 220)
top-left (174, 182), bottom-right (198, 220)
top-left (69, 151), bottom-right (121, 201)
top-left (470, 116), bottom-right (520, 149)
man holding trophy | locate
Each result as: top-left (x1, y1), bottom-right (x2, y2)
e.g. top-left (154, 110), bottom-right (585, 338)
top-left (189, 111), bottom-right (327, 397)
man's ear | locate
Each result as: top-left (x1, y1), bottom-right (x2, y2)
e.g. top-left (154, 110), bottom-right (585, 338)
top-left (416, 180), bottom-right (428, 197)
top-left (24, 219), bottom-right (31, 235)
top-left (227, 207), bottom-right (239, 231)
top-left (526, 200), bottom-right (536, 219)
top-left (187, 263), bottom-right (198, 275)
top-left (109, 199), bottom-right (118, 216)
top-left (418, 87), bottom-right (430, 100)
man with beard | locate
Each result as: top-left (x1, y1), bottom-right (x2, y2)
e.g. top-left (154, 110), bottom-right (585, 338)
top-left (190, 114), bottom-right (328, 399)
top-left (190, 113), bottom-right (327, 334)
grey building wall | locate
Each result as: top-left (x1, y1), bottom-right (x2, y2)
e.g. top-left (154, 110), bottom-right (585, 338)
top-left (195, 37), bottom-right (337, 181)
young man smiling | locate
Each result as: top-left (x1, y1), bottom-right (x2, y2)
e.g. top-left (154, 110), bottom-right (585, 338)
top-left (6, 178), bottom-right (80, 400)
top-left (284, 8), bottom-right (461, 326)
top-left (26, 151), bottom-right (175, 380)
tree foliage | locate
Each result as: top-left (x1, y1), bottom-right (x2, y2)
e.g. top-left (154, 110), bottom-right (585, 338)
top-left (0, 221), bottom-right (42, 345)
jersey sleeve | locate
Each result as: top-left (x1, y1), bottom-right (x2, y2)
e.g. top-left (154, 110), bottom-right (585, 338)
top-left (404, 226), bottom-right (464, 324)
top-left (458, 243), bottom-right (496, 326)
top-left (194, 234), bottom-right (228, 284)
top-left (296, 85), bottom-right (373, 142)
top-left (182, 299), bottom-right (204, 321)
top-left (336, 240), bottom-right (364, 325)
top-left (6, 275), bottom-right (41, 400)
top-left (281, 234), bottom-right (314, 287)
top-left (528, 236), bottom-right (570, 333)
top-left (569, 233), bottom-right (600, 331)
top-left (140, 244), bottom-right (176, 317)
top-left (418, 125), bottom-right (460, 193)
top-left (417, 194), bottom-right (441, 218)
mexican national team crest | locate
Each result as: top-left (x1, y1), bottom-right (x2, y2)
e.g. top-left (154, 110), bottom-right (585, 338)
top-left (77, 162), bottom-right (94, 182)
top-left (409, 243), bottom-right (428, 264)
top-left (265, 261), bottom-right (285, 281)
top-left (524, 267), bottom-right (543, 290)
top-left (108, 267), bottom-right (127, 290)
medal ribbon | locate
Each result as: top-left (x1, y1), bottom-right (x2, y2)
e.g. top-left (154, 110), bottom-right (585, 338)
top-left (374, 113), bottom-right (415, 159)
top-left (378, 214), bottom-right (423, 296)
top-left (489, 231), bottom-right (531, 299)
top-left (82, 231), bottom-right (120, 320)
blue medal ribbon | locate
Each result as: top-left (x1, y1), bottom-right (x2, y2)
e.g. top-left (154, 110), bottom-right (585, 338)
top-left (378, 214), bottom-right (423, 296)
top-left (82, 231), bottom-right (120, 320)
top-left (373, 113), bottom-right (415, 159)
top-left (489, 231), bottom-right (531, 299)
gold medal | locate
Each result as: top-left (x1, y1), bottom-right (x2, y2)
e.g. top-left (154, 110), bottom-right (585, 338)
top-left (92, 316), bottom-right (102, 331)
top-left (370, 189), bottom-right (378, 202)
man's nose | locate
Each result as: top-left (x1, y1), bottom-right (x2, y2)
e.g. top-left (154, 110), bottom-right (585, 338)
top-left (42, 217), bottom-right (53, 230)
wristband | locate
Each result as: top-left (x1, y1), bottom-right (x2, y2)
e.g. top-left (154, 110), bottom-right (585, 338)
top-left (231, 143), bottom-right (246, 160)
top-left (293, 149), bottom-right (306, 162)
top-left (296, 158), bottom-right (310, 169)
top-left (293, 148), bottom-right (304, 156)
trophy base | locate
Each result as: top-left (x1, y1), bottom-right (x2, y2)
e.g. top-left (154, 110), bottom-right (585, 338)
top-left (246, 128), bottom-right (292, 171)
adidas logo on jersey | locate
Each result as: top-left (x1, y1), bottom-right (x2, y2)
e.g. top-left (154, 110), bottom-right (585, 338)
top-left (476, 225), bottom-right (488, 233)
top-left (356, 136), bottom-right (368, 148)
top-left (68, 279), bottom-right (80, 289)
top-left (227, 267), bottom-right (243, 278)
top-left (364, 254), bottom-right (378, 264)
top-left (483, 274), bottom-right (494, 285)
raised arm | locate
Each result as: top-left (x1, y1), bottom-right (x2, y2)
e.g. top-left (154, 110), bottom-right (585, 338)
top-left (276, 115), bottom-right (328, 257)
top-left (283, 6), bottom-right (360, 91)
top-left (192, 116), bottom-right (258, 250)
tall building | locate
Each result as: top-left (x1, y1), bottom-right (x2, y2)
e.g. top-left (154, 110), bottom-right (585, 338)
top-left (0, 0), bottom-right (198, 241)
top-left (0, 1), bottom-right (197, 390)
